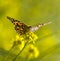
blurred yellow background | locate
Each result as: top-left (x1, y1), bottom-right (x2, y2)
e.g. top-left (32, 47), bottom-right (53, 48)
top-left (0, 0), bottom-right (60, 61)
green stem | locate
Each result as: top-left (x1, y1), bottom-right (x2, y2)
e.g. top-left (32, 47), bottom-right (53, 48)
top-left (4, 46), bottom-right (14, 61)
top-left (13, 41), bottom-right (28, 61)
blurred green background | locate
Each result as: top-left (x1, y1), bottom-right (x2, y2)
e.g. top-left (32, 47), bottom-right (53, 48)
top-left (0, 0), bottom-right (60, 61)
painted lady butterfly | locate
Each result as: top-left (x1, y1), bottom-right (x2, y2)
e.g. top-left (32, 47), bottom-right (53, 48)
top-left (7, 16), bottom-right (52, 35)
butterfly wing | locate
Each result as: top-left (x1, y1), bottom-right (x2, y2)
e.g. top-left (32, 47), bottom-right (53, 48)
top-left (7, 16), bottom-right (30, 35)
top-left (30, 21), bottom-right (52, 32)
top-left (15, 22), bottom-right (30, 35)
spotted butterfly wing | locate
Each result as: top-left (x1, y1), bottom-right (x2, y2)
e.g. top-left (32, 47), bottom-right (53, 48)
top-left (7, 16), bottom-right (31, 35)
top-left (7, 16), bottom-right (52, 35)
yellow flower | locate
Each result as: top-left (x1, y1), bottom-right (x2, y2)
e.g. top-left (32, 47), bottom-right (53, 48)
top-left (26, 44), bottom-right (39, 60)
top-left (10, 31), bottom-right (38, 56)
top-left (16, 35), bottom-right (24, 41)
top-left (11, 35), bottom-right (25, 50)
top-left (11, 31), bottom-right (38, 50)
top-left (24, 32), bottom-right (38, 43)
top-left (15, 31), bottom-right (38, 43)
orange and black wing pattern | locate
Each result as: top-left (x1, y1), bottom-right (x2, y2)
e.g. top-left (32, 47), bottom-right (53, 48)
top-left (7, 16), bottom-right (30, 35)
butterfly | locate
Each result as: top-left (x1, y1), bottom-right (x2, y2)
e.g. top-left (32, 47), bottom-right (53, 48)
top-left (7, 16), bottom-right (52, 35)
